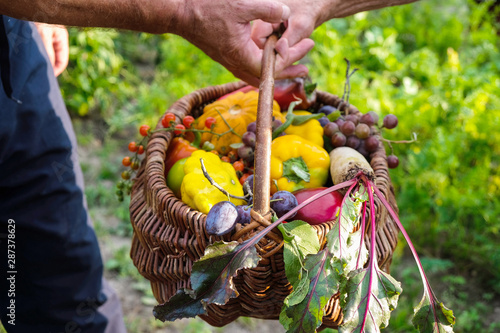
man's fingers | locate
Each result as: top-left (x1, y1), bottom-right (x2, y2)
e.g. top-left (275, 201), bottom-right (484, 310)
top-left (281, 16), bottom-right (315, 48)
top-left (276, 64), bottom-right (309, 80)
top-left (274, 37), bottom-right (289, 66)
top-left (274, 37), bottom-right (314, 77)
top-left (35, 23), bottom-right (68, 77)
top-left (286, 38), bottom-right (315, 64)
top-left (35, 24), bottom-right (56, 68)
top-left (240, 0), bottom-right (290, 23)
top-left (54, 28), bottom-right (69, 76)
top-left (52, 27), bottom-right (69, 77)
top-left (251, 20), bottom-right (274, 49)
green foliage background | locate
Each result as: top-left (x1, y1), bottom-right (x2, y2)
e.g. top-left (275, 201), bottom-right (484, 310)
top-left (307, 0), bottom-right (500, 293)
top-left (58, 0), bottom-right (500, 331)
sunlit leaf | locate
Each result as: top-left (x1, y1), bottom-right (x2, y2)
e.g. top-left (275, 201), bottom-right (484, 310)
top-left (279, 221), bottom-right (321, 288)
top-left (326, 187), bottom-right (369, 273)
top-left (412, 293), bottom-right (455, 333)
top-left (281, 250), bottom-right (342, 333)
top-left (326, 187), bottom-right (367, 263)
top-left (339, 264), bottom-right (402, 332)
top-left (344, 227), bottom-right (369, 273)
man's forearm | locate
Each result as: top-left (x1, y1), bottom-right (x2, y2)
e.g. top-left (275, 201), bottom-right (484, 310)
top-left (0, 0), bottom-right (181, 33)
top-left (331, 0), bottom-right (419, 18)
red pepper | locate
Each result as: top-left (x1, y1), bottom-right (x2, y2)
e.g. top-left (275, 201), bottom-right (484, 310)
top-left (164, 137), bottom-right (198, 176)
top-left (217, 77), bottom-right (316, 111)
top-left (274, 77), bottom-right (317, 111)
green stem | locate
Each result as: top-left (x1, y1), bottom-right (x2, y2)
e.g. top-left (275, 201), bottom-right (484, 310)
top-left (152, 127), bottom-right (232, 139)
top-left (199, 158), bottom-right (250, 201)
top-left (192, 131), bottom-right (202, 148)
top-left (271, 100), bottom-right (324, 140)
top-left (272, 117), bottom-right (293, 140)
top-left (214, 108), bottom-right (242, 139)
top-left (272, 100), bottom-right (300, 140)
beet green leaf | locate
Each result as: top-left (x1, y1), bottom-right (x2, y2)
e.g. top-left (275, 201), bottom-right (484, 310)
top-left (153, 240), bottom-right (260, 321)
top-left (326, 188), bottom-right (368, 268)
top-left (339, 266), bottom-right (402, 333)
top-left (279, 220), bottom-right (321, 290)
top-left (153, 289), bottom-right (205, 321)
top-left (412, 292), bottom-right (455, 332)
top-left (279, 182), bottom-right (369, 332)
top-left (281, 249), bottom-right (342, 333)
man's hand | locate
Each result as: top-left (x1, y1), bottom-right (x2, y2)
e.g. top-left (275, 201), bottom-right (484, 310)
top-left (251, 0), bottom-right (329, 67)
top-left (170, 0), bottom-right (314, 85)
top-left (251, 0), bottom-right (419, 76)
top-left (34, 23), bottom-right (69, 77)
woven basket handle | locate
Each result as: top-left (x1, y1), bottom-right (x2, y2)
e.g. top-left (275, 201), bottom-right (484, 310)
top-left (252, 32), bottom-right (279, 222)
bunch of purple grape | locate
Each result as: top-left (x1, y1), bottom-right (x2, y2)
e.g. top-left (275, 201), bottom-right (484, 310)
top-left (237, 119), bottom-right (284, 167)
top-left (318, 105), bottom-right (400, 169)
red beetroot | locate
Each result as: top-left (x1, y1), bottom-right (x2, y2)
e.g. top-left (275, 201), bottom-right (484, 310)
top-left (292, 187), bottom-right (344, 225)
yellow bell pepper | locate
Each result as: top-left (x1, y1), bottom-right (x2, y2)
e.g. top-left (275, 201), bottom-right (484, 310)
top-left (284, 110), bottom-right (324, 147)
top-left (270, 135), bottom-right (330, 194)
top-left (180, 150), bottom-right (246, 214)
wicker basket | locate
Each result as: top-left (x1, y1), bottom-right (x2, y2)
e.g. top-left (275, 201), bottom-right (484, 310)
top-left (129, 81), bottom-right (400, 329)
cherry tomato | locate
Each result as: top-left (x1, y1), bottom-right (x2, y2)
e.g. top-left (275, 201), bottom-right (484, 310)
top-left (239, 173), bottom-right (251, 185)
top-left (174, 124), bottom-right (186, 136)
top-left (139, 125), bottom-right (150, 137)
top-left (122, 156), bottom-right (132, 167)
top-left (182, 116), bottom-right (195, 129)
top-left (205, 117), bottom-right (216, 129)
top-left (233, 160), bottom-right (244, 172)
top-left (128, 141), bottom-right (138, 153)
top-left (121, 171), bottom-right (131, 180)
top-left (131, 161), bottom-right (140, 170)
top-left (137, 145), bottom-right (145, 155)
top-left (162, 113), bottom-right (176, 128)
top-left (227, 150), bottom-right (238, 163)
top-left (221, 156), bottom-right (231, 163)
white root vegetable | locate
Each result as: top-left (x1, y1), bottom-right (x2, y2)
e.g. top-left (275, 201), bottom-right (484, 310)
top-left (330, 147), bottom-right (375, 185)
